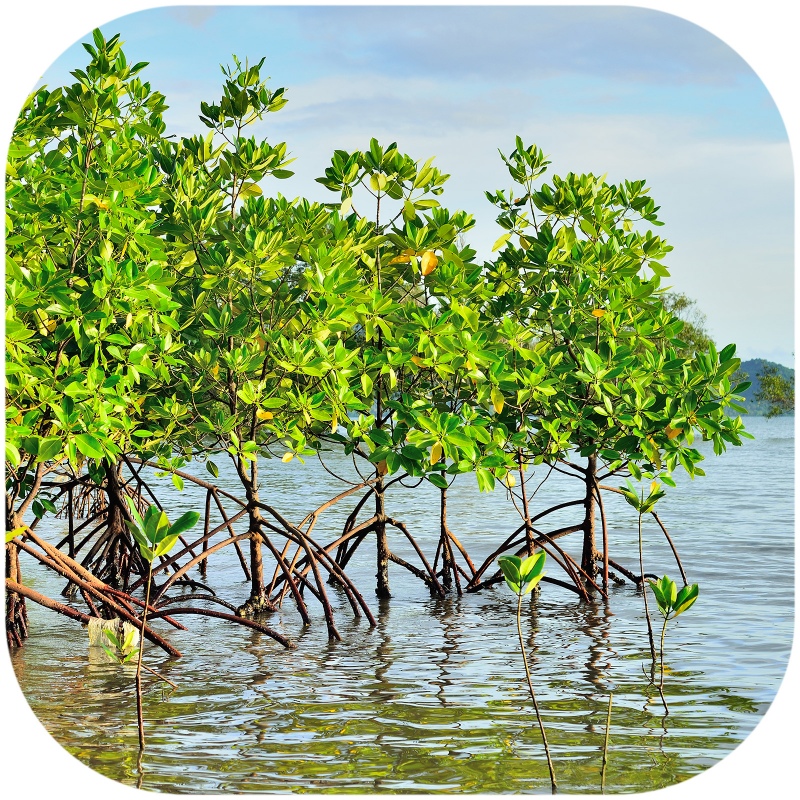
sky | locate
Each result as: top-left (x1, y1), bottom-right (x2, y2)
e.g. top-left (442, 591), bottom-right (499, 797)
top-left (1, 4), bottom-right (798, 800)
top-left (11, 3), bottom-right (796, 368)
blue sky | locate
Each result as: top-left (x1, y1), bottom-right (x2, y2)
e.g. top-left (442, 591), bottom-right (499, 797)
top-left (10, 5), bottom-right (793, 367)
top-left (27, 5), bottom-right (794, 367)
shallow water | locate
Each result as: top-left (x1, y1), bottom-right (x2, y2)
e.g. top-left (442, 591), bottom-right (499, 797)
top-left (10, 415), bottom-right (794, 793)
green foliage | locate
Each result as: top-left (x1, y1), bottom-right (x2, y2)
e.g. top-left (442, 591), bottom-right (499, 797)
top-left (124, 497), bottom-right (199, 563)
top-left (661, 292), bottom-right (714, 357)
top-left (498, 551), bottom-right (547, 595)
top-left (5, 33), bottom-right (751, 620)
top-left (6, 30), bottom-right (181, 473)
top-left (485, 139), bottom-right (750, 483)
top-left (619, 480), bottom-right (666, 514)
top-left (101, 626), bottom-right (140, 664)
top-left (648, 576), bottom-right (699, 619)
top-left (755, 363), bottom-right (794, 417)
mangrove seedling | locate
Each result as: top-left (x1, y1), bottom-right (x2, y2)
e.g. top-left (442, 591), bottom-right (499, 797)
top-left (619, 480), bottom-right (666, 663)
top-left (648, 575), bottom-right (699, 714)
top-left (96, 621), bottom-right (179, 690)
top-left (100, 623), bottom-right (140, 665)
top-left (497, 552), bottom-right (557, 794)
top-left (125, 498), bottom-right (199, 749)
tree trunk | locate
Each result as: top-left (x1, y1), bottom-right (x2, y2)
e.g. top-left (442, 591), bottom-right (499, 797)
top-left (581, 454), bottom-right (600, 585)
top-left (232, 458), bottom-right (273, 616)
top-left (375, 477), bottom-right (391, 598)
top-left (440, 488), bottom-right (453, 593)
top-left (518, 450), bottom-right (535, 555)
top-left (5, 516), bottom-right (28, 647)
top-left (248, 504), bottom-right (266, 601)
top-left (103, 462), bottom-right (131, 589)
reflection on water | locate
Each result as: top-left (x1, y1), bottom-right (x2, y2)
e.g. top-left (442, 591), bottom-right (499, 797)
top-left (10, 416), bottom-right (794, 793)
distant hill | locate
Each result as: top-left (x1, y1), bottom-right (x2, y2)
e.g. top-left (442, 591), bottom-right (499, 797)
top-left (732, 359), bottom-right (794, 416)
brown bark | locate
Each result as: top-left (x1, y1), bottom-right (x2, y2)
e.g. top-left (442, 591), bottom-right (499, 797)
top-left (374, 477), bottom-right (391, 598)
top-left (518, 450), bottom-right (535, 556)
top-left (147, 606), bottom-right (294, 649)
top-left (580, 455), bottom-right (601, 584)
top-left (101, 460), bottom-right (133, 589)
top-left (6, 579), bottom-right (88, 625)
top-left (19, 531), bottom-right (182, 657)
top-left (5, 540), bottom-right (28, 648)
top-left (439, 488), bottom-right (453, 593)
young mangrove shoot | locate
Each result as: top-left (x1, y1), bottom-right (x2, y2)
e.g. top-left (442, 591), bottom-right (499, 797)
top-left (498, 551), bottom-right (557, 794)
top-left (648, 575), bottom-right (699, 714)
top-left (620, 480), bottom-right (666, 666)
top-left (125, 498), bottom-right (199, 749)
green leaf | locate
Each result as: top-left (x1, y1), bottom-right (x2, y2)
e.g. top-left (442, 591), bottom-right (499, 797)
top-left (427, 473), bottom-right (448, 489)
top-left (122, 628), bottom-right (138, 651)
top-left (673, 583), bottom-right (699, 616)
top-left (521, 572), bottom-right (545, 595)
top-left (401, 444), bottom-right (425, 461)
top-left (498, 555), bottom-right (521, 587)
top-left (101, 644), bottom-right (120, 662)
top-left (168, 511), bottom-right (201, 539)
top-left (36, 437), bottom-right (62, 462)
top-left (125, 521), bottom-right (150, 553)
top-left (238, 181), bottom-right (262, 198)
top-left (5, 442), bottom-right (21, 468)
top-left (206, 460), bottom-right (219, 478)
top-left (153, 533), bottom-right (181, 558)
top-left (125, 496), bottom-right (145, 531)
top-left (520, 551), bottom-right (546, 583)
top-left (75, 434), bottom-right (105, 460)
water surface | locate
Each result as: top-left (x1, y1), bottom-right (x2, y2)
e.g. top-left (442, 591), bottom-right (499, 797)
top-left (10, 415), bottom-right (794, 793)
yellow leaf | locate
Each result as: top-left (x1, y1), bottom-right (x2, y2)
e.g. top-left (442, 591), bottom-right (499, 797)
top-left (125, 313), bottom-right (132, 329)
top-left (491, 386), bottom-right (505, 414)
top-left (331, 413), bottom-right (338, 433)
top-left (390, 254), bottom-right (411, 264)
top-left (411, 355), bottom-right (424, 367)
top-left (592, 309), bottom-right (605, 318)
top-left (665, 425), bottom-right (681, 440)
top-left (506, 473), bottom-right (517, 488)
top-left (519, 235), bottom-right (531, 249)
top-left (430, 442), bottom-right (443, 465)
top-left (256, 409), bottom-right (273, 420)
top-left (211, 365), bottom-right (220, 378)
top-left (376, 460), bottom-right (388, 476)
top-left (651, 480), bottom-right (659, 493)
top-left (420, 251), bottom-right (438, 276)
top-left (281, 452), bottom-right (294, 463)
top-left (492, 232), bottom-right (512, 252)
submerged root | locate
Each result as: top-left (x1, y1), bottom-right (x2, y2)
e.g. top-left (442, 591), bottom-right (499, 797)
top-left (236, 593), bottom-right (277, 618)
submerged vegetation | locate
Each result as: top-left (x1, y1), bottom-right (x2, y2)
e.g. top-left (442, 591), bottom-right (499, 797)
top-left (5, 29), bottom-right (754, 788)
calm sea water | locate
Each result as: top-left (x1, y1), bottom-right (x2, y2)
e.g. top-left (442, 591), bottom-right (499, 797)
top-left (9, 415), bottom-right (794, 793)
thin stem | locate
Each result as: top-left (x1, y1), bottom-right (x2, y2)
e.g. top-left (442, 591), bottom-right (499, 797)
top-left (638, 512), bottom-right (657, 664)
top-left (135, 566), bottom-right (153, 751)
top-left (516, 592), bottom-right (557, 794)
top-left (657, 616), bottom-right (670, 715)
top-left (601, 693), bottom-right (612, 792)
